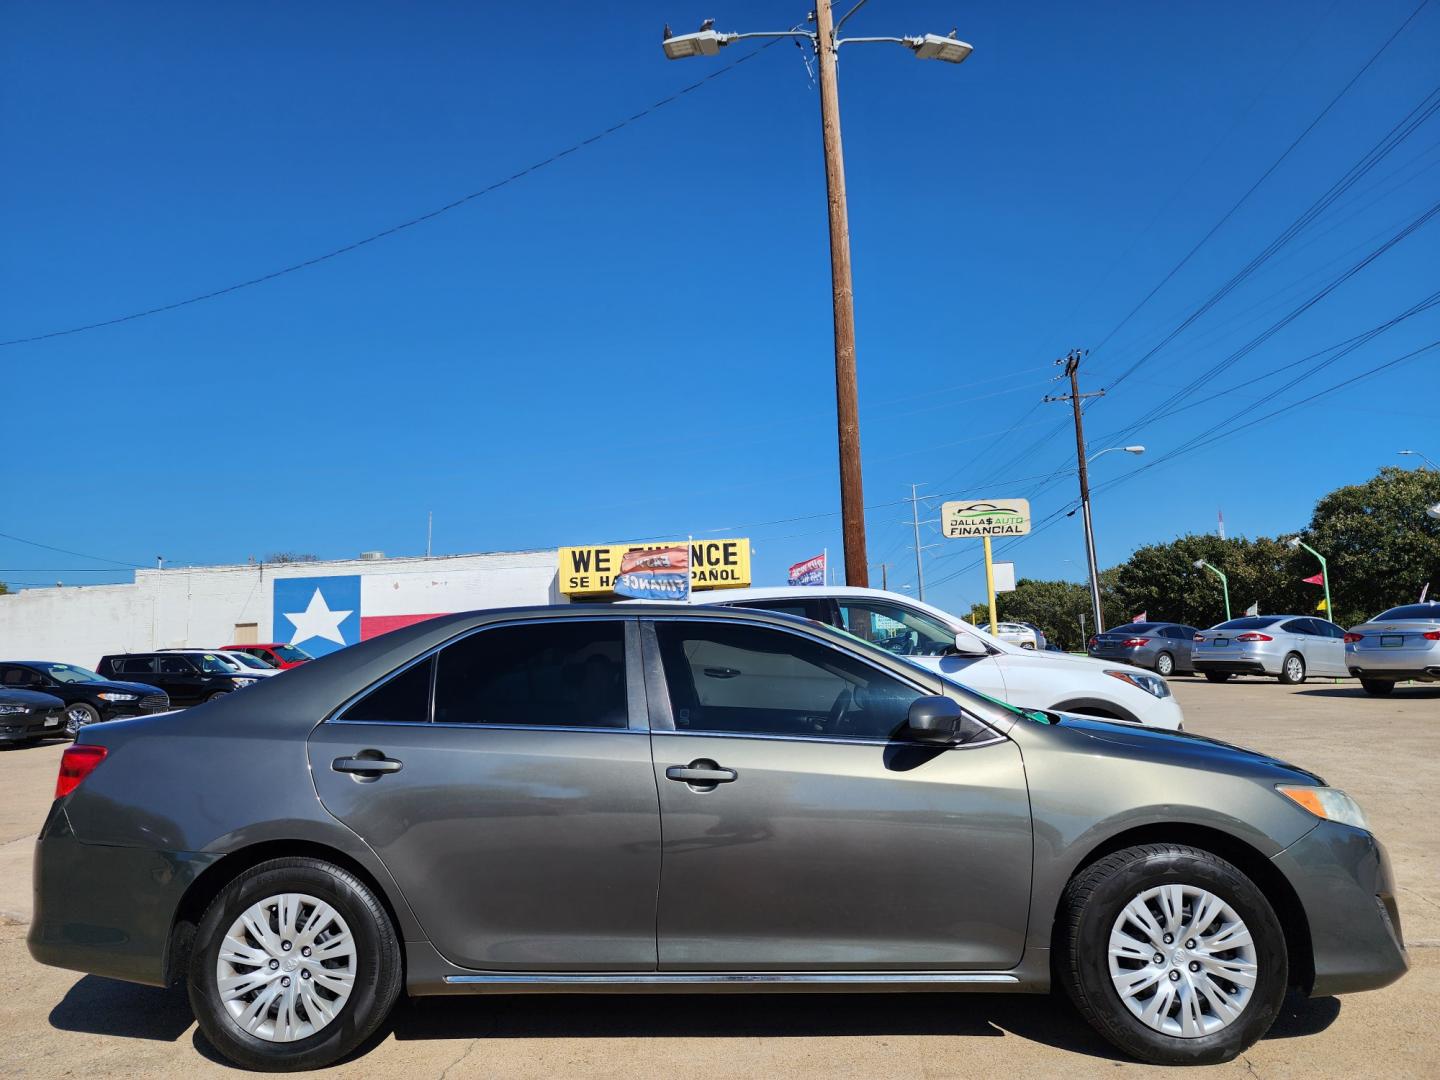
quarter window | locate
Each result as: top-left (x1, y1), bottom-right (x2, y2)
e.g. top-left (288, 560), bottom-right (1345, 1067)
top-left (654, 620), bottom-right (924, 740)
top-left (434, 621), bottom-right (628, 729)
top-left (343, 657), bottom-right (433, 724)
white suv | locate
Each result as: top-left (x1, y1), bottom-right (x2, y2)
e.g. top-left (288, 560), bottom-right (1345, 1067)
top-left (693, 586), bottom-right (1182, 730)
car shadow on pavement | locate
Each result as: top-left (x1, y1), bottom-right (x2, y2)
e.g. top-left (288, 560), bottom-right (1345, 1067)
top-left (48, 975), bottom-right (194, 1042)
top-left (1296, 686), bottom-right (1440, 699)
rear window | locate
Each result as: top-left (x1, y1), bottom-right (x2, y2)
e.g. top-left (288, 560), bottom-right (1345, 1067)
top-left (1212, 617), bottom-right (1280, 631)
top-left (1117, 623), bottom-right (1160, 633)
top-left (1372, 604), bottom-right (1440, 622)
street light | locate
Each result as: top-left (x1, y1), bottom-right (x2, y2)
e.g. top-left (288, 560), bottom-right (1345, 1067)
top-left (1087, 445), bottom-right (1146, 465)
top-left (661, 6), bottom-right (973, 588)
top-left (1398, 449), bottom-right (1439, 470)
top-left (1286, 536), bottom-right (1333, 622)
top-left (1193, 558), bottom-right (1231, 622)
top-left (1073, 445), bottom-right (1146, 634)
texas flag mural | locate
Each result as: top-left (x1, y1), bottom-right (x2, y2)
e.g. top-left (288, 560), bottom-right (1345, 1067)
top-left (273, 574), bottom-right (459, 657)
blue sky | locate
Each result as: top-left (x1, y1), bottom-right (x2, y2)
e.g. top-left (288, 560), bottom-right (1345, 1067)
top-left (4, 1), bottom-right (1438, 615)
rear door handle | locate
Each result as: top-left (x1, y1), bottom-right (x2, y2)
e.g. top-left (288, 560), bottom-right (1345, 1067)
top-left (665, 763), bottom-right (737, 784)
top-left (332, 755), bottom-right (403, 776)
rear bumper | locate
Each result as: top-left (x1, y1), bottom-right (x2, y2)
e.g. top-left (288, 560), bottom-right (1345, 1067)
top-left (1273, 821), bottom-right (1408, 996)
top-left (1193, 656), bottom-right (1275, 675)
top-left (26, 802), bottom-right (218, 987)
top-left (1346, 649), bottom-right (1440, 679)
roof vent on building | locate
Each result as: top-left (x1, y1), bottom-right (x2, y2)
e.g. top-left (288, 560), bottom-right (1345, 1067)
top-left (359, 551), bottom-right (386, 561)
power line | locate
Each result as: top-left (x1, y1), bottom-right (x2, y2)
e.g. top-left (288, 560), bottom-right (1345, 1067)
top-left (0, 40), bottom-right (785, 349)
top-left (0, 530), bottom-right (144, 568)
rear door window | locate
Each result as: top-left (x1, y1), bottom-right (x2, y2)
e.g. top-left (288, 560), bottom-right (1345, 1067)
top-left (119, 657), bottom-right (156, 674)
top-left (342, 657), bottom-right (434, 724)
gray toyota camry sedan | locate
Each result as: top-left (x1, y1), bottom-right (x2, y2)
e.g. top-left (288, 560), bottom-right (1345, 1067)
top-left (29, 606), bottom-right (1406, 1071)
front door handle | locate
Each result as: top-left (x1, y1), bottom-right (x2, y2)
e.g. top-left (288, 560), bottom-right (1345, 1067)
top-left (665, 761), bottom-right (737, 785)
top-left (332, 754), bottom-right (403, 776)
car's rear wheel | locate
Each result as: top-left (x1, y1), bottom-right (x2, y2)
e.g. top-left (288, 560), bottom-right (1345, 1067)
top-left (1203, 672), bottom-right (1231, 683)
top-left (1154, 652), bottom-right (1175, 677)
top-left (1359, 678), bottom-right (1395, 697)
top-left (64, 702), bottom-right (100, 738)
top-left (1059, 843), bottom-right (1287, 1065)
top-left (1278, 653), bottom-right (1306, 685)
top-left (188, 857), bottom-right (401, 1072)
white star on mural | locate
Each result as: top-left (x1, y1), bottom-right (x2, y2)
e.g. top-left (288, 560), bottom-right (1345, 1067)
top-left (283, 588), bottom-right (353, 646)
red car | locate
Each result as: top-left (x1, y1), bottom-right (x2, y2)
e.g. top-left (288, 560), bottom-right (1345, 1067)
top-left (223, 643), bottom-right (314, 670)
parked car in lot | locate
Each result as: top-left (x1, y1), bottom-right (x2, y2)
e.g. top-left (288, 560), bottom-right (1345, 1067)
top-left (1192, 616), bottom-right (1349, 684)
top-left (1344, 601), bottom-right (1440, 695)
top-left (31, 605), bottom-right (1407, 1070)
top-left (1089, 622), bottom-right (1200, 676)
top-left (0, 687), bottom-right (64, 744)
top-left (224, 643), bottom-right (312, 670)
top-left (0, 661), bottom-right (170, 736)
top-left (96, 651), bottom-right (261, 706)
top-left (693, 586), bottom-right (1181, 729)
top-left (159, 649), bottom-right (283, 678)
top-left (980, 621), bottom-right (1046, 649)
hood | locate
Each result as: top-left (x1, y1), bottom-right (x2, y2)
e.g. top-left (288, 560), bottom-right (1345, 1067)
top-left (1039, 713), bottom-right (1324, 784)
top-left (0, 687), bottom-right (65, 708)
top-left (87, 679), bottom-right (164, 696)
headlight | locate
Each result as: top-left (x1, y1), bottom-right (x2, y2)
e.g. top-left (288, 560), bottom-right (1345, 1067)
top-left (1277, 785), bottom-right (1370, 831)
top-left (96, 692), bottom-right (138, 702)
top-left (1103, 669), bottom-right (1172, 699)
top-left (233, 678), bottom-right (257, 688)
top-left (0, 704), bottom-right (27, 715)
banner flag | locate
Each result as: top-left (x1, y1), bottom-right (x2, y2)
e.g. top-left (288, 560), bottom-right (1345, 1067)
top-left (1132, 611), bottom-right (1147, 623)
top-left (1245, 602), bottom-right (1259, 616)
top-left (612, 545), bottom-right (691, 601)
top-left (1316, 598), bottom-right (1328, 612)
top-left (788, 553), bottom-right (826, 587)
top-left (1302, 573), bottom-right (1325, 585)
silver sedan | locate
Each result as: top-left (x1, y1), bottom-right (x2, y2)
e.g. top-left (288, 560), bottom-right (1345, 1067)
top-left (1192, 616), bottom-right (1350, 684)
top-left (1344, 602), bottom-right (1440, 695)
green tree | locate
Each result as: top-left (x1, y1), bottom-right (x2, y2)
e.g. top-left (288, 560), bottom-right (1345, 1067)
top-left (1299, 466), bottom-right (1440, 624)
top-left (966, 578), bottom-right (1094, 651)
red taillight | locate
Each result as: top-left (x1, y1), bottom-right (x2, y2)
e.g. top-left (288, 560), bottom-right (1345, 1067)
top-left (1235, 632), bottom-right (1273, 642)
top-left (56, 745), bottom-right (106, 798)
top-left (1121, 637), bottom-right (1148, 647)
top-left (1424, 631), bottom-right (1440, 641)
top-left (1088, 637), bottom-right (1098, 649)
top-left (1344, 633), bottom-right (1364, 644)
top-left (1193, 634), bottom-right (1204, 642)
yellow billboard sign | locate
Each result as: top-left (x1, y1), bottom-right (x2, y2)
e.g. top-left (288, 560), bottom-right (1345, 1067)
top-left (559, 539), bottom-right (752, 597)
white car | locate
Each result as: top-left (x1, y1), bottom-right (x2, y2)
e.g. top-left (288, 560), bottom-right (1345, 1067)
top-left (680, 586), bottom-right (1182, 730)
top-left (158, 649), bottom-right (284, 678)
top-left (979, 621), bottom-right (1046, 650)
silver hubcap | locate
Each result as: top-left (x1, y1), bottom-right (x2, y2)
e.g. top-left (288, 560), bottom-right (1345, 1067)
top-left (216, 893), bottom-right (357, 1043)
top-left (1157, 655), bottom-right (1172, 674)
top-left (1108, 884), bottom-right (1257, 1038)
top-left (65, 706), bottom-right (90, 734)
top-left (1286, 657), bottom-right (1303, 681)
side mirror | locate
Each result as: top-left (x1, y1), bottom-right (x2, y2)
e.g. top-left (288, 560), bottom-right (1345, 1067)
top-left (906, 695), bottom-right (965, 742)
top-left (950, 633), bottom-right (988, 658)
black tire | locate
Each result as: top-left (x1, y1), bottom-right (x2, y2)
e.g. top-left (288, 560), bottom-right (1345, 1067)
top-left (1359, 678), bottom-right (1395, 697)
top-left (206, 690), bottom-right (232, 703)
top-left (1277, 652), bottom-right (1306, 685)
top-left (188, 857), bottom-right (402, 1072)
top-left (1021, 641), bottom-right (1036, 650)
top-left (1058, 844), bottom-right (1287, 1066)
top-left (1154, 652), bottom-right (1175, 677)
top-left (64, 701), bottom-right (101, 738)
top-left (1203, 672), bottom-right (1232, 683)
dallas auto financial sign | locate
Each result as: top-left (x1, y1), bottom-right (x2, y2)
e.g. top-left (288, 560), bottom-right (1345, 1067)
top-left (939, 499), bottom-right (1033, 538)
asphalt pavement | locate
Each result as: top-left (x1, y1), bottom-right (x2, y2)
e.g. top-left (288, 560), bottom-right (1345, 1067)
top-left (0, 678), bottom-right (1435, 1078)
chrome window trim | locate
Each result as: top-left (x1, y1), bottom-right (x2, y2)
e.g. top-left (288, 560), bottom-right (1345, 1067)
top-left (328, 719), bottom-right (649, 736)
top-left (651, 727), bottom-right (1005, 751)
top-left (326, 614), bottom-right (644, 731)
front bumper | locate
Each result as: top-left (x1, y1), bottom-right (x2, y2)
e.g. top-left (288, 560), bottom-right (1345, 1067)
top-left (1273, 820), bottom-right (1408, 996)
top-left (27, 802), bottom-right (218, 987)
top-left (0, 709), bottom-right (63, 742)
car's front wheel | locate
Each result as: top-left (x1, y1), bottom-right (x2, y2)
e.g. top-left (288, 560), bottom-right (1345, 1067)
top-left (1059, 843), bottom-right (1287, 1066)
top-left (188, 857), bottom-right (401, 1072)
top-left (64, 702), bottom-right (101, 738)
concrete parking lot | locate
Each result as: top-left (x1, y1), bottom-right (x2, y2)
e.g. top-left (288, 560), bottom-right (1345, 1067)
top-left (0, 679), bottom-right (1435, 1078)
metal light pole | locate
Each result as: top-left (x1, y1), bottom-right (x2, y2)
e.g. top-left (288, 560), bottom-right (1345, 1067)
top-left (1193, 558), bottom-right (1231, 622)
top-left (1398, 449), bottom-right (1439, 470)
top-left (1287, 537), bottom-right (1332, 621)
top-left (662, 9), bottom-right (972, 586)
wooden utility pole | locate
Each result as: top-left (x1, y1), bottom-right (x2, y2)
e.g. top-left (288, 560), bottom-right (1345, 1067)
top-left (815, 0), bottom-right (868, 586)
top-left (1045, 349), bottom-right (1107, 633)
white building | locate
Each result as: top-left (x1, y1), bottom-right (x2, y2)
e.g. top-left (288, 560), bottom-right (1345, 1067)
top-left (0, 549), bottom-right (562, 668)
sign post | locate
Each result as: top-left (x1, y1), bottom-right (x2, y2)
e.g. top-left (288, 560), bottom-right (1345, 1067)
top-left (940, 499), bottom-right (1033, 632)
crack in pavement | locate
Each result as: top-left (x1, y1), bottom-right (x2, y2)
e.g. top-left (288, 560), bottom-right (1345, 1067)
top-left (437, 1037), bottom-right (479, 1080)
top-left (1241, 1052), bottom-right (1261, 1078)
top-left (1400, 886), bottom-right (1440, 912)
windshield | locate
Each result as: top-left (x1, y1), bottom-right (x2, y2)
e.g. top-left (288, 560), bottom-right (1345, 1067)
top-left (837, 599), bottom-right (956, 657)
top-left (272, 645), bottom-right (313, 662)
top-left (38, 663), bottom-right (104, 684)
top-left (227, 653), bottom-right (271, 669)
top-left (1213, 617), bottom-right (1280, 631)
top-left (198, 654), bottom-right (242, 673)
top-left (1373, 604), bottom-right (1440, 622)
